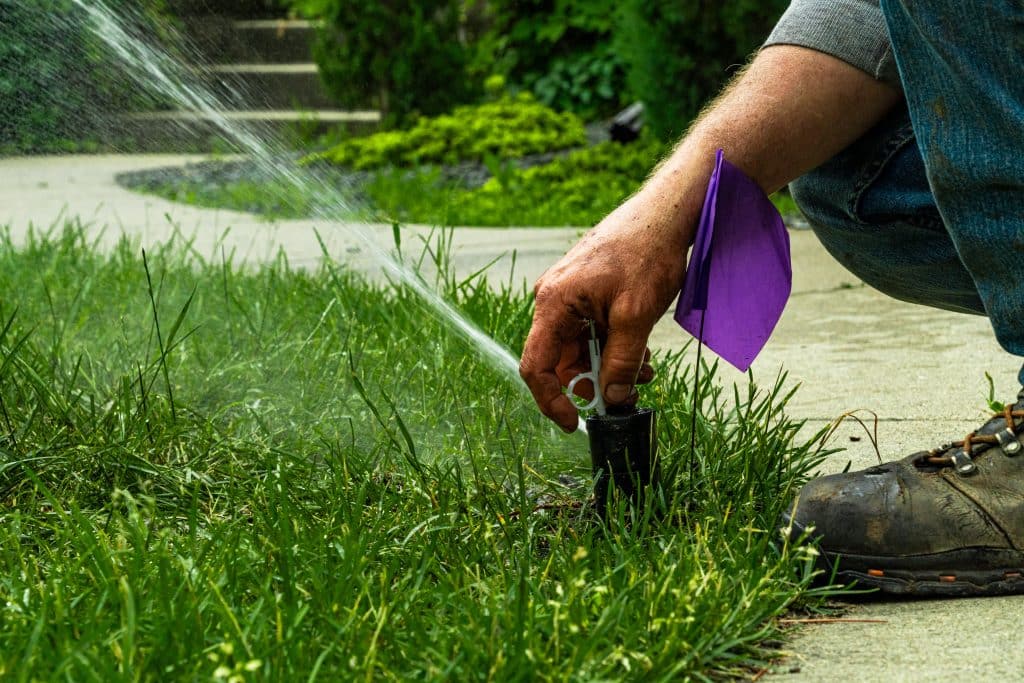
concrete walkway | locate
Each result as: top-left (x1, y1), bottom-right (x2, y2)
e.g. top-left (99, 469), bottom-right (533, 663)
top-left (2, 154), bottom-right (1022, 681)
top-left (0, 154), bottom-right (575, 285)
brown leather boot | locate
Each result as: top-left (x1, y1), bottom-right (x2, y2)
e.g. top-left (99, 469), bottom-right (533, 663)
top-left (784, 392), bottom-right (1024, 596)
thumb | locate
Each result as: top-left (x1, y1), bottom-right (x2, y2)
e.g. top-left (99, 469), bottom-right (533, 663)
top-left (599, 324), bottom-right (651, 405)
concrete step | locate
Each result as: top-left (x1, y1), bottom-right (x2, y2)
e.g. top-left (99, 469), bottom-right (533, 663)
top-left (182, 17), bottom-right (316, 64)
top-left (166, 0), bottom-right (283, 19)
top-left (117, 109), bottom-right (380, 152)
top-left (206, 63), bottom-right (336, 109)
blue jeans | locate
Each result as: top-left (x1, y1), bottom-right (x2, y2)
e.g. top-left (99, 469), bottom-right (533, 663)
top-left (790, 0), bottom-right (1024, 383)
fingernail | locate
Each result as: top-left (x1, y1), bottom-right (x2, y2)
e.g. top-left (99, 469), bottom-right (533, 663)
top-left (606, 384), bottom-right (632, 403)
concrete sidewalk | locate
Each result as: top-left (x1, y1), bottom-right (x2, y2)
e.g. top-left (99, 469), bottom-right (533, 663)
top-left (0, 154), bottom-right (576, 286)
top-left (2, 154), bottom-right (1022, 681)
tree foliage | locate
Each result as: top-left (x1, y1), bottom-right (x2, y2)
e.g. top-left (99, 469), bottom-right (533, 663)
top-left (615, 0), bottom-right (789, 140)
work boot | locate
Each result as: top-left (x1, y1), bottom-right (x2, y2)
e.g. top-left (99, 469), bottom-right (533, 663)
top-left (784, 390), bottom-right (1024, 596)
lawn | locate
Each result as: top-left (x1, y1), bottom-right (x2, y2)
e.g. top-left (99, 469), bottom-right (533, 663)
top-left (0, 223), bottom-right (831, 680)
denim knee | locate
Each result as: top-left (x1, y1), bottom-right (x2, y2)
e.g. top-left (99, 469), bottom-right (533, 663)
top-left (880, 0), bottom-right (1024, 355)
top-left (790, 123), bottom-right (985, 316)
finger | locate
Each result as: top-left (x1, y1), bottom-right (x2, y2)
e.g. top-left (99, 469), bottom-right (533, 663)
top-left (635, 348), bottom-right (654, 384)
top-left (598, 322), bottom-right (652, 405)
top-left (636, 362), bottom-right (655, 384)
top-left (558, 364), bottom-right (595, 400)
top-left (520, 304), bottom-right (584, 432)
top-left (565, 375), bottom-right (597, 403)
top-left (555, 335), bottom-right (591, 389)
top-left (557, 357), bottom-right (594, 403)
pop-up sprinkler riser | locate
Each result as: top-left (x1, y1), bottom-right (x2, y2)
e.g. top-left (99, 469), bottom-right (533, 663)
top-left (569, 321), bottom-right (663, 518)
top-left (586, 405), bottom-right (660, 518)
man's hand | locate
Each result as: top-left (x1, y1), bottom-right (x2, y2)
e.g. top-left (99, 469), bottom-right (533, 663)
top-left (519, 179), bottom-right (701, 432)
top-left (520, 45), bottom-right (901, 432)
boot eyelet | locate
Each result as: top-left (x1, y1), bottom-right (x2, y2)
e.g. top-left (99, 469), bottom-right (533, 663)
top-left (951, 450), bottom-right (978, 475)
top-left (996, 428), bottom-right (1022, 456)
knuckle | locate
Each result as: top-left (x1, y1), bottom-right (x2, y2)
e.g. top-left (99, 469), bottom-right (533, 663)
top-left (518, 359), bottom-right (533, 382)
top-left (533, 283), bottom-right (557, 307)
top-left (609, 294), bottom-right (652, 324)
top-left (603, 357), bottom-right (640, 379)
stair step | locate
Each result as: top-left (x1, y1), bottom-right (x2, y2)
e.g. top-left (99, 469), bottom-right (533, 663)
top-left (232, 19), bottom-right (316, 29)
top-left (125, 110), bottom-right (378, 123)
top-left (181, 16), bottom-right (317, 63)
top-left (210, 63), bottom-right (319, 74)
top-left (118, 110), bottom-right (380, 152)
top-left (167, 0), bottom-right (284, 20)
top-left (205, 64), bottom-right (335, 109)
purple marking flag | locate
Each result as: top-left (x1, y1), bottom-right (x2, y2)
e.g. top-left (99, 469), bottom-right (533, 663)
top-left (674, 149), bottom-right (792, 371)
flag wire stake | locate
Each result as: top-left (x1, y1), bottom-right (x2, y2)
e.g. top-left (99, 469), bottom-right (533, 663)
top-left (689, 307), bottom-right (706, 484)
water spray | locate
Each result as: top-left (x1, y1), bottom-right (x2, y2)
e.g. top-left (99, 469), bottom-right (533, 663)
top-left (67, 0), bottom-right (586, 437)
top-left (568, 321), bottom-right (662, 518)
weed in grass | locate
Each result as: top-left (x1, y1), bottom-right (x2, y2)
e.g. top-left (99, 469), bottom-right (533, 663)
top-left (0, 222), bottom-right (837, 681)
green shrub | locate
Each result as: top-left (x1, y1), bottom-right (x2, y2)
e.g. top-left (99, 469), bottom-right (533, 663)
top-left (308, 93), bottom-right (587, 169)
top-left (615, 0), bottom-right (788, 140)
top-left (363, 136), bottom-right (794, 226)
top-left (165, 0), bottom-right (282, 17)
top-left (479, 0), bottom-right (627, 119)
top-left (367, 137), bottom-right (667, 226)
top-left (1, 1), bottom-right (93, 152)
top-left (288, 0), bottom-right (475, 128)
top-left (0, 0), bottom-right (172, 153)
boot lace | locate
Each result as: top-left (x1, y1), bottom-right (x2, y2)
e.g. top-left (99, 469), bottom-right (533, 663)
top-left (918, 404), bottom-right (1024, 475)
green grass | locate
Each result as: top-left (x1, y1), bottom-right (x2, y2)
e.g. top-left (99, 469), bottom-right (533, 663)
top-left (0, 222), bottom-right (834, 681)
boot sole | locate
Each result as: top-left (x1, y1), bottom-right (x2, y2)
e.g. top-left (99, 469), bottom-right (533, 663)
top-left (822, 550), bottom-right (1024, 597)
top-left (786, 516), bottom-right (1024, 597)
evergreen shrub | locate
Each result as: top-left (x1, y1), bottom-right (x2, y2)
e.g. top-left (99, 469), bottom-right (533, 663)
top-left (288, 0), bottom-right (475, 128)
top-left (365, 136), bottom-right (668, 227)
top-left (307, 93), bottom-right (586, 169)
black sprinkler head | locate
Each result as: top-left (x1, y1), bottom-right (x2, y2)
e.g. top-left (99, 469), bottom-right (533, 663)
top-left (585, 406), bottom-right (661, 519)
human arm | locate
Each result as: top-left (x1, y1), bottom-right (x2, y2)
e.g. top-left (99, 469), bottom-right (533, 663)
top-left (519, 43), bottom-right (902, 432)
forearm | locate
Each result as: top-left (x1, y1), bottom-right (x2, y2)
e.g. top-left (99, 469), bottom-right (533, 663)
top-left (630, 44), bottom-right (902, 253)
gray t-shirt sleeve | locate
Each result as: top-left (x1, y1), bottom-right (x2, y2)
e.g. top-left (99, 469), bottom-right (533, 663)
top-left (764, 0), bottom-right (900, 88)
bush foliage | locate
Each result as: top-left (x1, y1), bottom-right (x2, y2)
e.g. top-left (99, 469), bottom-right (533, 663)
top-left (615, 0), bottom-right (789, 140)
top-left (289, 0), bottom-right (475, 128)
top-left (291, 0), bottom-right (787, 135)
top-left (479, 0), bottom-right (627, 119)
top-left (366, 137), bottom-right (665, 226)
top-left (308, 93), bottom-right (586, 169)
top-left (0, 0), bottom-right (171, 153)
